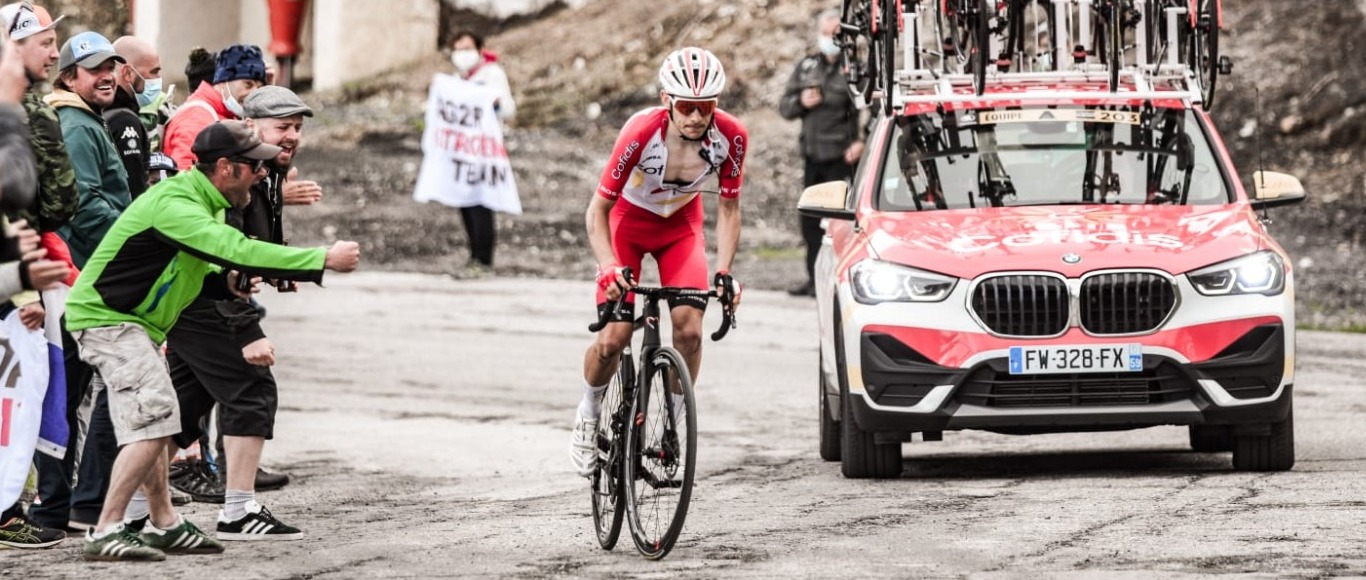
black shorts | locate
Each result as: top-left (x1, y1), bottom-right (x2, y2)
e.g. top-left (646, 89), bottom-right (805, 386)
top-left (167, 304), bottom-right (278, 448)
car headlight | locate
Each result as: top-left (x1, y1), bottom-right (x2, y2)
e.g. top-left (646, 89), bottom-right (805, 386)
top-left (850, 260), bottom-right (957, 304)
top-left (1187, 251), bottom-right (1286, 296)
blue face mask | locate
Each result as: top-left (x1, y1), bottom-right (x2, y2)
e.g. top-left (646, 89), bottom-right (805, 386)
top-left (136, 77), bottom-right (162, 108)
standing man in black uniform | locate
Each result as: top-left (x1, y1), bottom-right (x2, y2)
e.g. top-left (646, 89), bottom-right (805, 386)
top-left (779, 8), bottom-right (864, 297)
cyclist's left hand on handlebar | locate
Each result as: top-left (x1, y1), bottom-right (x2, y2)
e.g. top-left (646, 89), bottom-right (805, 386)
top-left (714, 270), bottom-right (742, 312)
top-left (597, 263), bottom-right (633, 300)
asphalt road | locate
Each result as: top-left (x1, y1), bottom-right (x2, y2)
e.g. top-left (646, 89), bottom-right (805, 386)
top-left (8, 272), bottom-right (1366, 578)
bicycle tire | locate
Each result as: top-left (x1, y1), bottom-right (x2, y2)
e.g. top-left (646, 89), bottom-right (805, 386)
top-left (590, 348), bottom-right (633, 550)
top-left (1108, 0), bottom-right (1121, 92)
top-left (971, 0), bottom-right (988, 95)
top-left (1189, 0), bottom-right (1218, 108)
top-left (623, 347), bottom-right (697, 560)
top-left (877, 0), bottom-right (899, 114)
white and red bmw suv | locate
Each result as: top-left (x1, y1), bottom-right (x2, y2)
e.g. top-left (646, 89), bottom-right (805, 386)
top-left (799, 82), bottom-right (1307, 478)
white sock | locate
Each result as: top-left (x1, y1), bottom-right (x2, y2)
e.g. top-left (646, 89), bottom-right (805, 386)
top-left (90, 523), bottom-right (124, 540)
top-left (144, 514), bottom-right (182, 535)
top-left (670, 393), bottom-right (686, 427)
top-left (124, 491), bottom-right (150, 522)
top-left (577, 381), bottom-right (608, 419)
top-left (223, 489), bottom-right (254, 521)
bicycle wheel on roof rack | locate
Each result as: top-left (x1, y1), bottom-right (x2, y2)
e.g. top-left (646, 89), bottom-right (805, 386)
top-left (875, 0), bottom-right (900, 114)
top-left (840, 0), bottom-right (878, 107)
top-left (970, 0), bottom-right (988, 95)
top-left (1188, 0), bottom-right (1219, 108)
top-left (1107, 0), bottom-right (1122, 92)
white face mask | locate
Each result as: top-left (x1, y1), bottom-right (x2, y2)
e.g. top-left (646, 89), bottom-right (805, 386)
top-left (818, 36), bottom-right (840, 57)
top-left (222, 87), bottom-right (245, 117)
top-left (452, 50), bottom-right (480, 72)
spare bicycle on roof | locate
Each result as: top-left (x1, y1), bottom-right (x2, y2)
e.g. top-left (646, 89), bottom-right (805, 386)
top-left (837, 0), bottom-right (1231, 109)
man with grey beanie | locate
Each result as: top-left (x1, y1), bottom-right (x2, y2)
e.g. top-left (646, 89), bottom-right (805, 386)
top-left (163, 85), bottom-right (321, 542)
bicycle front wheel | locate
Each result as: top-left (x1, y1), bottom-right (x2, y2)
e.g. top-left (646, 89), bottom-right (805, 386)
top-left (623, 347), bottom-right (697, 560)
top-left (590, 348), bottom-right (633, 550)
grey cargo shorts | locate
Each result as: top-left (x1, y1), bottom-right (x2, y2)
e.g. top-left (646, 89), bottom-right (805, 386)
top-left (73, 323), bottom-right (181, 446)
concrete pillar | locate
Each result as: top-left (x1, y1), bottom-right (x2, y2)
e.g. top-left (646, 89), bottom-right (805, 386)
top-left (311, 0), bottom-right (438, 91)
top-left (134, 0), bottom-right (435, 94)
top-left (133, 0), bottom-right (242, 91)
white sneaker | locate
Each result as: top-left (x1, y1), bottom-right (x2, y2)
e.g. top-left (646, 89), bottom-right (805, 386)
top-left (570, 413), bottom-right (599, 478)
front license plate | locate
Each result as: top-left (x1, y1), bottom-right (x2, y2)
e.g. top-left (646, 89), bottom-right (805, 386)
top-left (1008, 344), bottom-right (1143, 375)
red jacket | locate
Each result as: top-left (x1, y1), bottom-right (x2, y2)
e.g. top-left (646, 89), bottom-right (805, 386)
top-left (163, 82), bottom-right (236, 170)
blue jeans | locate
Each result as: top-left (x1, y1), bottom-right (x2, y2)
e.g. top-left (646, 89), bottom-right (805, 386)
top-left (29, 332), bottom-right (116, 528)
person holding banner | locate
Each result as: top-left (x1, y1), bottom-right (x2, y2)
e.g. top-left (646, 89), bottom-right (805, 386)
top-left (569, 47), bottom-right (746, 476)
top-left (415, 29), bottom-right (518, 276)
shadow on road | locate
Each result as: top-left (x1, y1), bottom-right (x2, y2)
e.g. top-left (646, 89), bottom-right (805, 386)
top-left (895, 448), bottom-right (1237, 479)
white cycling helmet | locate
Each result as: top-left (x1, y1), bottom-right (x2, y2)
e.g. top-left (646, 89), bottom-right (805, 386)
top-left (658, 47), bottom-right (727, 99)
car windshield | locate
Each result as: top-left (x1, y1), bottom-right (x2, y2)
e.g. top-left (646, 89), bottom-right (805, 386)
top-left (879, 106), bottom-right (1231, 210)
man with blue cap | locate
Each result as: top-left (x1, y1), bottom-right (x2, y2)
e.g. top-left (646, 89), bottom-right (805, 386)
top-left (162, 44), bottom-right (266, 170)
top-left (46, 31), bottom-right (132, 269)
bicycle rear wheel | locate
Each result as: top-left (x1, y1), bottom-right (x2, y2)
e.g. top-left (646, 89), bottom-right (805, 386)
top-left (590, 348), bottom-right (633, 550)
top-left (970, 0), bottom-right (989, 95)
top-left (1188, 0), bottom-right (1218, 108)
top-left (623, 347), bottom-right (697, 560)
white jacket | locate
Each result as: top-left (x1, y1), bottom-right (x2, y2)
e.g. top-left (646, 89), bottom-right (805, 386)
top-left (462, 61), bottom-right (516, 123)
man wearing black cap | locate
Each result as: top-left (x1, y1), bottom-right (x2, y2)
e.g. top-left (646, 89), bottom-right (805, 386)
top-left (63, 120), bottom-right (361, 561)
top-left (162, 87), bottom-right (323, 542)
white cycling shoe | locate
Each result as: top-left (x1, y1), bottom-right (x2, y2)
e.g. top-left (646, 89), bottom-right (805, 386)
top-left (570, 413), bottom-right (599, 478)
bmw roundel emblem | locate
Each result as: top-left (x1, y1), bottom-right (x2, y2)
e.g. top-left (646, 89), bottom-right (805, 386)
top-left (1062, 253), bottom-right (1081, 264)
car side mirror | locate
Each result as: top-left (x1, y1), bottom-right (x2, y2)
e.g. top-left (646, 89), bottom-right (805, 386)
top-left (1250, 171), bottom-right (1307, 210)
top-left (797, 181), bottom-right (856, 221)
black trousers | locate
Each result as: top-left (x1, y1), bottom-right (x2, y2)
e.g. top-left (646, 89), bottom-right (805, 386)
top-left (460, 205), bottom-right (496, 267)
top-left (800, 157), bottom-right (854, 284)
top-left (31, 326), bottom-right (116, 528)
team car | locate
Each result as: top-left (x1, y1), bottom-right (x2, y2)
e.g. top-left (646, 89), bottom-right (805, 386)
top-left (802, 1), bottom-right (1306, 479)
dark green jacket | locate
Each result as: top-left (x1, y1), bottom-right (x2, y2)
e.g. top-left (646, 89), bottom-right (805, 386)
top-left (13, 87), bottom-right (78, 232)
top-left (65, 169), bottom-right (327, 344)
top-left (46, 89), bottom-right (131, 268)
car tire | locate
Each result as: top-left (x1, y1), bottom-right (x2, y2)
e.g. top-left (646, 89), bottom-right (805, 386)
top-left (1231, 403), bottom-right (1295, 472)
top-left (1188, 425), bottom-right (1233, 452)
top-left (834, 307), bottom-right (901, 478)
top-left (819, 351), bottom-right (841, 462)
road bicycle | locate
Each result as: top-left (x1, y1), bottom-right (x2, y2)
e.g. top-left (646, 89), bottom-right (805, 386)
top-left (839, 0), bottom-right (903, 114)
top-left (937, 0), bottom-right (991, 95)
top-left (1143, 0), bottom-right (1225, 107)
top-left (587, 270), bottom-right (735, 560)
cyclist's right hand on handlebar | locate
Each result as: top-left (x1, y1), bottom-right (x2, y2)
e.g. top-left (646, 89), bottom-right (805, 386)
top-left (596, 263), bottom-right (633, 300)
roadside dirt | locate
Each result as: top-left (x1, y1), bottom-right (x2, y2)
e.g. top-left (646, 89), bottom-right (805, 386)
top-left (283, 0), bottom-right (1365, 326)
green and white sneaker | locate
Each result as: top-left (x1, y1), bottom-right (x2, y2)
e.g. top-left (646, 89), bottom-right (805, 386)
top-left (139, 516), bottom-right (225, 554)
top-left (83, 526), bottom-right (166, 561)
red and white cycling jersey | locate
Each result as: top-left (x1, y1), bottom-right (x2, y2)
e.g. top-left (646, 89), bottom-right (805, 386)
top-left (596, 107), bottom-right (748, 219)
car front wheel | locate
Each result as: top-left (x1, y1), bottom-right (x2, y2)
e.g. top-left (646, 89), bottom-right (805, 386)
top-left (1231, 403), bottom-right (1295, 471)
top-left (834, 307), bottom-right (901, 478)
top-left (819, 349), bottom-right (841, 462)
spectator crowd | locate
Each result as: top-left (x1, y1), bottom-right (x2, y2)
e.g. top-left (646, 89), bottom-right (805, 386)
top-left (0, 1), bottom-right (361, 562)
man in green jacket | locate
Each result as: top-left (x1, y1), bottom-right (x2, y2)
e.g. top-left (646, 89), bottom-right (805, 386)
top-left (66, 120), bottom-right (362, 561)
top-left (46, 30), bottom-right (131, 269)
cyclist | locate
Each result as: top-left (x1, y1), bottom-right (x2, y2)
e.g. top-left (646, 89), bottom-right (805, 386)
top-left (570, 47), bottom-right (747, 476)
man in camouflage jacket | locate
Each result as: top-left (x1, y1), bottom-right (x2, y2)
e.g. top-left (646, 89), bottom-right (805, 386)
top-left (9, 3), bottom-right (77, 234)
